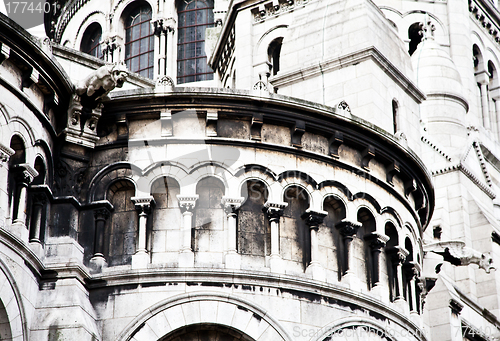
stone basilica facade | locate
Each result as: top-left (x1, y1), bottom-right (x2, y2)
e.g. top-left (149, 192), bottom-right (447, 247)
top-left (2, 0), bottom-right (500, 340)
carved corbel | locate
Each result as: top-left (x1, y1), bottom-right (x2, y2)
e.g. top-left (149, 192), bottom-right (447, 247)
top-left (386, 161), bottom-right (400, 185)
top-left (206, 109), bottom-right (218, 137)
top-left (405, 178), bottom-right (417, 198)
top-left (251, 113), bottom-right (264, 141)
top-left (329, 131), bottom-right (343, 158)
top-left (361, 145), bottom-right (375, 170)
top-left (22, 67), bottom-right (40, 89)
top-left (291, 120), bottom-right (305, 148)
top-left (116, 113), bottom-right (129, 140)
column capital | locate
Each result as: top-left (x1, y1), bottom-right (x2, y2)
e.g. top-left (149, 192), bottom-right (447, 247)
top-left (94, 208), bottom-right (111, 221)
top-left (0, 143), bottom-right (14, 165)
top-left (364, 232), bottom-right (390, 250)
top-left (222, 196), bottom-right (244, 214)
top-left (177, 195), bottom-right (199, 213)
top-left (263, 201), bottom-right (288, 222)
top-left (475, 70), bottom-right (490, 84)
top-left (386, 246), bottom-right (409, 264)
top-left (403, 261), bottom-right (422, 278)
top-left (301, 209), bottom-right (327, 229)
top-left (131, 196), bottom-right (155, 213)
top-left (12, 163), bottom-right (38, 184)
top-left (335, 220), bottom-right (362, 237)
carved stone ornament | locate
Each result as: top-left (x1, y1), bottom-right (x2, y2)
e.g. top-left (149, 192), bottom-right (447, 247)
top-left (335, 220), bottom-right (361, 237)
top-left (75, 63), bottom-right (129, 101)
top-left (301, 209), bottom-right (327, 229)
top-left (423, 240), bottom-right (495, 273)
top-left (253, 80), bottom-right (268, 91)
top-left (0, 143), bottom-right (15, 165)
top-left (177, 195), bottom-right (199, 213)
top-left (263, 201), bottom-right (288, 222)
top-left (222, 197), bottom-right (245, 214)
top-left (336, 100), bottom-right (351, 114)
top-left (157, 75), bottom-right (175, 88)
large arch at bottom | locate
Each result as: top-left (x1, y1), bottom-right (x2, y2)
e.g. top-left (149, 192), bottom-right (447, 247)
top-left (160, 323), bottom-right (254, 341)
top-left (117, 291), bottom-right (292, 341)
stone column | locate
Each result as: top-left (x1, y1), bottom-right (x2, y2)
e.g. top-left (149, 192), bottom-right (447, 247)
top-left (222, 197), bottom-right (244, 269)
top-left (490, 87), bottom-right (500, 139)
top-left (386, 246), bottom-right (409, 303)
top-left (264, 201), bottom-right (288, 273)
top-left (364, 232), bottom-right (389, 288)
top-left (302, 209), bottom-right (327, 280)
top-left (12, 164), bottom-right (37, 228)
top-left (477, 72), bottom-right (491, 130)
top-left (335, 220), bottom-right (361, 276)
top-left (89, 208), bottom-right (110, 272)
top-left (131, 196), bottom-right (155, 269)
top-left (29, 193), bottom-right (47, 244)
top-left (177, 195), bottom-right (198, 267)
top-left (0, 143), bottom-right (14, 229)
top-left (404, 261), bottom-right (421, 316)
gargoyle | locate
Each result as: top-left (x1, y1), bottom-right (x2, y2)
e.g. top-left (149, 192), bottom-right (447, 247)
top-left (423, 240), bottom-right (495, 273)
top-left (75, 63), bottom-right (129, 102)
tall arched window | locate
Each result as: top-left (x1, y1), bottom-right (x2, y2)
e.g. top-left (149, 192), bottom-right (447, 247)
top-left (80, 23), bottom-right (103, 59)
top-left (408, 22), bottom-right (422, 56)
top-left (177, 0), bottom-right (214, 84)
top-left (124, 3), bottom-right (154, 79)
top-left (268, 38), bottom-right (283, 76)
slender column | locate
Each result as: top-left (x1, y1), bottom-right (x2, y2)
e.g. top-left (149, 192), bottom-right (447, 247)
top-left (264, 202), bottom-right (288, 257)
top-left (335, 220), bottom-right (362, 276)
top-left (29, 193), bottom-right (47, 243)
top-left (477, 72), bottom-right (491, 130)
top-left (12, 164), bottom-right (37, 226)
top-left (364, 233), bottom-right (389, 287)
top-left (222, 197), bottom-right (244, 253)
top-left (404, 261), bottom-right (421, 314)
top-left (302, 209), bottom-right (327, 266)
top-left (177, 195), bottom-right (198, 252)
top-left (490, 87), bottom-right (500, 139)
top-left (131, 196), bottom-right (155, 254)
top-left (92, 208), bottom-right (110, 259)
top-left (166, 24), bottom-right (176, 80)
top-left (386, 246), bottom-right (409, 301)
top-left (264, 201), bottom-right (287, 273)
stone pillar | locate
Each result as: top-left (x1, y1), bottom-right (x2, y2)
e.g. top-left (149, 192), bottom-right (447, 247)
top-left (177, 195), bottom-right (198, 267)
top-left (302, 209), bottom-right (327, 281)
top-left (364, 232), bottom-right (389, 288)
top-left (0, 143), bottom-right (14, 228)
top-left (490, 87), bottom-right (500, 139)
top-left (386, 246), bottom-right (409, 305)
top-left (29, 193), bottom-right (47, 244)
top-left (222, 197), bottom-right (244, 269)
top-left (335, 220), bottom-right (361, 276)
top-left (404, 261), bottom-right (421, 316)
top-left (477, 72), bottom-right (491, 130)
top-left (89, 208), bottom-right (110, 272)
top-left (166, 27), bottom-right (175, 80)
top-left (131, 196), bottom-right (155, 269)
top-left (264, 201), bottom-right (288, 273)
top-left (12, 164), bottom-right (37, 229)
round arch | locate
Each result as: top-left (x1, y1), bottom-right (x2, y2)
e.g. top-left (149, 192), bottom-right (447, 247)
top-left (115, 292), bottom-right (293, 341)
top-left (310, 317), bottom-right (402, 341)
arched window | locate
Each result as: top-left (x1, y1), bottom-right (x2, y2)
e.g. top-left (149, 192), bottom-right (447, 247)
top-left (106, 180), bottom-right (137, 266)
top-left (124, 3), bottom-right (154, 79)
top-left (8, 135), bottom-right (26, 222)
top-left (177, 0), bottom-right (214, 84)
top-left (322, 196), bottom-right (345, 278)
top-left (385, 222), bottom-right (399, 301)
top-left (408, 22), bottom-right (422, 56)
top-left (282, 186), bottom-right (310, 271)
top-left (151, 177), bottom-right (181, 255)
top-left (238, 180), bottom-right (269, 266)
top-left (268, 38), bottom-right (283, 76)
top-left (80, 23), bottom-right (103, 59)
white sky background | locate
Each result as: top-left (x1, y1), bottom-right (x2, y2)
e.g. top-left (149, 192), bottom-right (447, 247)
top-left (0, 0), bottom-right (46, 37)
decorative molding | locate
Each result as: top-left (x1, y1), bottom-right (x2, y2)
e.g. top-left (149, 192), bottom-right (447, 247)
top-left (0, 143), bottom-right (15, 165)
top-left (335, 220), bottom-right (362, 237)
top-left (263, 201), bottom-right (288, 221)
top-left (472, 140), bottom-right (493, 188)
top-left (421, 135), bottom-right (452, 162)
top-left (221, 196), bottom-right (245, 214)
top-left (291, 120), bottom-right (305, 148)
top-left (469, 0), bottom-right (500, 48)
top-left (252, 0), bottom-right (311, 23)
top-left (328, 131), bottom-right (343, 158)
top-left (449, 298), bottom-right (464, 315)
top-left (177, 195), bottom-right (199, 212)
top-left (301, 209), bottom-right (328, 229)
top-left (361, 145), bottom-right (376, 170)
top-left (386, 161), bottom-right (400, 185)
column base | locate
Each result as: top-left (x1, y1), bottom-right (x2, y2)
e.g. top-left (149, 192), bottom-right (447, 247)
top-left (341, 272), bottom-right (361, 291)
top-left (179, 250), bottom-right (194, 268)
top-left (10, 222), bottom-right (28, 241)
top-left (132, 251), bottom-right (149, 269)
top-left (306, 262), bottom-right (326, 282)
top-left (225, 252), bottom-right (241, 269)
top-left (29, 240), bottom-right (44, 259)
top-left (89, 255), bottom-right (107, 273)
top-left (394, 297), bottom-right (409, 314)
top-left (269, 255), bottom-right (285, 274)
